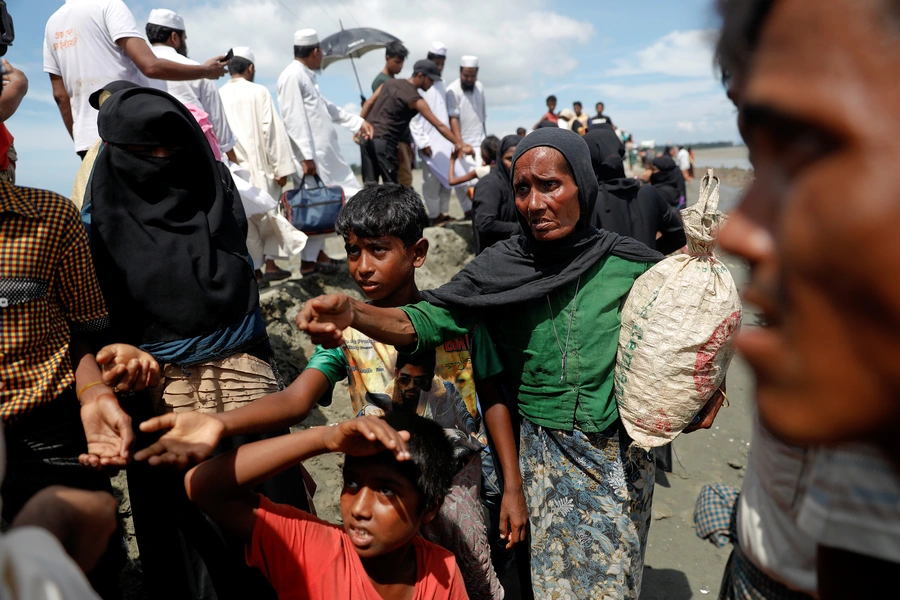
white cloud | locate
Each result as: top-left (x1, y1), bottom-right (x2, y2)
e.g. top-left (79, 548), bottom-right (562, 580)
top-left (172, 0), bottom-right (593, 106)
top-left (677, 121), bottom-right (696, 133)
top-left (604, 29), bottom-right (719, 79)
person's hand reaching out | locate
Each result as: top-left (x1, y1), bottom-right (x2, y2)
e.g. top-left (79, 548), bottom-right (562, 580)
top-left (96, 343), bottom-right (160, 392)
top-left (134, 412), bottom-right (226, 469)
top-left (296, 294), bottom-right (354, 347)
top-left (79, 391), bottom-right (133, 469)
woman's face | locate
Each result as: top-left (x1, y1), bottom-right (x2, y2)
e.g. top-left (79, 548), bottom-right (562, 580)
top-left (513, 147), bottom-right (581, 242)
top-left (501, 145), bottom-right (516, 170)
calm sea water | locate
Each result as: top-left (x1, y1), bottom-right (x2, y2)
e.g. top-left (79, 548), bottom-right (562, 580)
top-left (692, 146), bottom-right (751, 171)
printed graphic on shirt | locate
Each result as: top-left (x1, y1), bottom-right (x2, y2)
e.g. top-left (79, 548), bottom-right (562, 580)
top-left (340, 327), bottom-right (486, 459)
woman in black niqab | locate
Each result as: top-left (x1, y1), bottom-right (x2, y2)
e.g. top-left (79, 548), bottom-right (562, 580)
top-left (90, 86), bottom-right (257, 347)
top-left (471, 134), bottom-right (522, 254)
top-left (586, 128), bottom-right (686, 254)
top-left (650, 155), bottom-right (687, 208)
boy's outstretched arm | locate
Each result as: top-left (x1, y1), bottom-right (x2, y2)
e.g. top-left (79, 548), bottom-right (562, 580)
top-left (297, 294), bottom-right (418, 348)
top-left (135, 368), bottom-right (332, 468)
top-left (185, 417), bottom-right (411, 543)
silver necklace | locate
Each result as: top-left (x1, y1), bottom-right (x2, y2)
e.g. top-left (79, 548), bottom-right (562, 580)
top-left (547, 275), bottom-right (581, 384)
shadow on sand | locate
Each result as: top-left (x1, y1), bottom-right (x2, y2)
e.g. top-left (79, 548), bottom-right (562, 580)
top-left (641, 565), bottom-right (694, 599)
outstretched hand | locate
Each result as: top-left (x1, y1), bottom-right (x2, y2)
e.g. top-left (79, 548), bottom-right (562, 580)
top-left (320, 416), bottom-right (410, 461)
top-left (79, 395), bottom-right (133, 469)
top-left (134, 412), bottom-right (225, 469)
top-left (296, 294), bottom-right (354, 348)
top-left (96, 343), bottom-right (160, 392)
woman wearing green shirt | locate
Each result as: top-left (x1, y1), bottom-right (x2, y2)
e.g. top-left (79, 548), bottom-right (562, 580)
top-left (299, 128), bottom-right (663, 598)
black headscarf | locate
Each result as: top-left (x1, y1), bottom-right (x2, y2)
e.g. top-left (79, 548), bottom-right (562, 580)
top-left (89, 86), bottom-right (258, 345)
top-left (424, 128), bottom-right (661, 309)
top-left (471, 135), bottom-right (522, 254)
top-left (650, 156), bottom-right (686, 207)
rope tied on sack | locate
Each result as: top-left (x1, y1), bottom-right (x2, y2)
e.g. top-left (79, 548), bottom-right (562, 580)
top-left (682, 168), bottom-right (725, 258)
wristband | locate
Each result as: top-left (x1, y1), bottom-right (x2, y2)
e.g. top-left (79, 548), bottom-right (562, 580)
top-left (76, 380), bottom-right (104, 401)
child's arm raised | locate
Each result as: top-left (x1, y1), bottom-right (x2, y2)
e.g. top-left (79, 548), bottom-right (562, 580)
top-left (135, 367), bottom-right (333, 468)
top-left (185, 417), bottom-right (411, 543)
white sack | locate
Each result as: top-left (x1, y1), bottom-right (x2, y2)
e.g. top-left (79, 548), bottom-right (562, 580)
top-left (614, 169), bottom-right (742, 448)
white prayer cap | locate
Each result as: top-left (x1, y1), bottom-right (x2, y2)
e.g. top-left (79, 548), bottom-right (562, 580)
top-left (294, 29), bottom-right (319, 46)
top-left (460, 55), bottom-right (479, 68)
top-left (232, 46), bottom-right (255, 63)
top-left (429, 41), bottom-right (447, 57)
top-left (148, 8), bottom-right (185, 31)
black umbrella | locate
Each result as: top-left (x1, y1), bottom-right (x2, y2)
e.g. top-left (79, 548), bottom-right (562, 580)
top-left (320, 23), bottom-right (401, 103)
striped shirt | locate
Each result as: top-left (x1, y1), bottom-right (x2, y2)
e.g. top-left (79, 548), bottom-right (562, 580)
top-left (0, 180), bottom-right (109, 420)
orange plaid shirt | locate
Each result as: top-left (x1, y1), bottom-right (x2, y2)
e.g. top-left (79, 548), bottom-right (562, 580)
top-left (0, 180), bottom-right (109, 420)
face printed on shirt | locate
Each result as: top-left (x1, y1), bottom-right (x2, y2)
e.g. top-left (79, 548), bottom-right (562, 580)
top-left (717, 0), bottom-right (900, 450)
top-left (340, 457), bottom-right (433, 560)
top-left (395, 363), bottom-right (433, 406)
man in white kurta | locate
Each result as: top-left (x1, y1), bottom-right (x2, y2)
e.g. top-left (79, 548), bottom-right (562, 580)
top-left (410, 42), bottom-right (466, 223)
top-left (146, 9), bottom-right (237, 157)
top-left (446, 55), bottom-right (487, 214)
top-left (277, 29), bottom-right (373, 273)
top-left (220, 46), bottom-right (304, 280)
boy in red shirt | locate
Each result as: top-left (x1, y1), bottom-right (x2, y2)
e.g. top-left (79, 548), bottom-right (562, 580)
top-left (185, 413), bottom-right (468, 599)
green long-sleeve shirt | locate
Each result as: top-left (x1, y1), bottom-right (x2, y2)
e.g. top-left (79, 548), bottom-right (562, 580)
top-left (401, 255), bottom-right (652, 432)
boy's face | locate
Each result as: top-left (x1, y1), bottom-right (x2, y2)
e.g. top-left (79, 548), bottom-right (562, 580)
top-left (718, 0), bottom-right (900, 447)
top-left (341, 458), bottom-right (434, 559)
top-left (395, 364), bottom-right (432, 406)
top-left (344, 232), bottom-right (427, 303)
top-left (386, 56), bottom-right (404, 76)
top-left (547, 99), bottom-right (557, 112)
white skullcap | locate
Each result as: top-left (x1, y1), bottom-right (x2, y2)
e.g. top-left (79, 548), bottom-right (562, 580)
top-left (232, 46), bottom-right (255, 63)
top-left (429, 41), bottom-right (447, 57)
top-left (148, 8), bottom-right (185, 31)
top-left (294, 29), bottom-right (319, 46)
top-left (460, 55), bottom-right (479, 68)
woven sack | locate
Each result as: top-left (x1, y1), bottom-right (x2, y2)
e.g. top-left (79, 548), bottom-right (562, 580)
top-left (614, 169), bottom-right (742, 448)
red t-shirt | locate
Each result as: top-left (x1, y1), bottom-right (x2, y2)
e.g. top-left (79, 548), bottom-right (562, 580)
top-left (246, 496), bottom-right (469, 600)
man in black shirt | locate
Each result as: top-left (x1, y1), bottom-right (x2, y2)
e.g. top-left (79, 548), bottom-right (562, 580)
top-left (592, 101), bottom-right (615, 128)
top-left (360, 59), bottom-right (472, 184)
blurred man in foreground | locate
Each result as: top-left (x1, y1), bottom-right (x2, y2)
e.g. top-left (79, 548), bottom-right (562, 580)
top-left (715, 0), bottom-right (900, 597)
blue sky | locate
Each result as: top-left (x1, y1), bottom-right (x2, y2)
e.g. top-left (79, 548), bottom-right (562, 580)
top-left (13, 0), bottom-right (736, 196)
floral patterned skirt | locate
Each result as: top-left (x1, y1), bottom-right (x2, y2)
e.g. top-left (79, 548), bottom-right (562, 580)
top-left (520, 419), bottom-right (655, 599)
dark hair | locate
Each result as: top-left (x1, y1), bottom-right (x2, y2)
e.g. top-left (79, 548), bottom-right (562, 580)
top-left (294, 43), bottom-right (320, 59)
top-left (516, 127), bottom-right (527, 136)
top-left (396, 350), bottom-right (437, 375)
top-left (229, 56), bottom-right (253, 75)
top-left (480, 135), bottom-right (500, 165)
top-left (546, 95), bottom-right (557, 104)
top-left (714, 0), bottom-right (776, 87)
top-left (573, 101), bottom-right (582, 108)
top-left (146, 23), bottom-right (183, 45)
top-left (344, 412), bottom-right (454, 515)
top-left (426, 52), bottom-right (444, 62)
top-left (336, 184), bottom-right (428, 248)
top-left (596, 101), bottom-right (604, 108)
top-left (386, 41), bottom-right (408, 60)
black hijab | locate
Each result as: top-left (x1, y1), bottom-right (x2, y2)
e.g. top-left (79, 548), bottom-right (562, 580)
top-left (650, 156), bottom-right (686, 207)
top-left (90, 86), bottom-right (257, 346)
top-left (471, 135), bottom-right (521, 254)
top-left (424, 128), bottom-right (661, 309)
